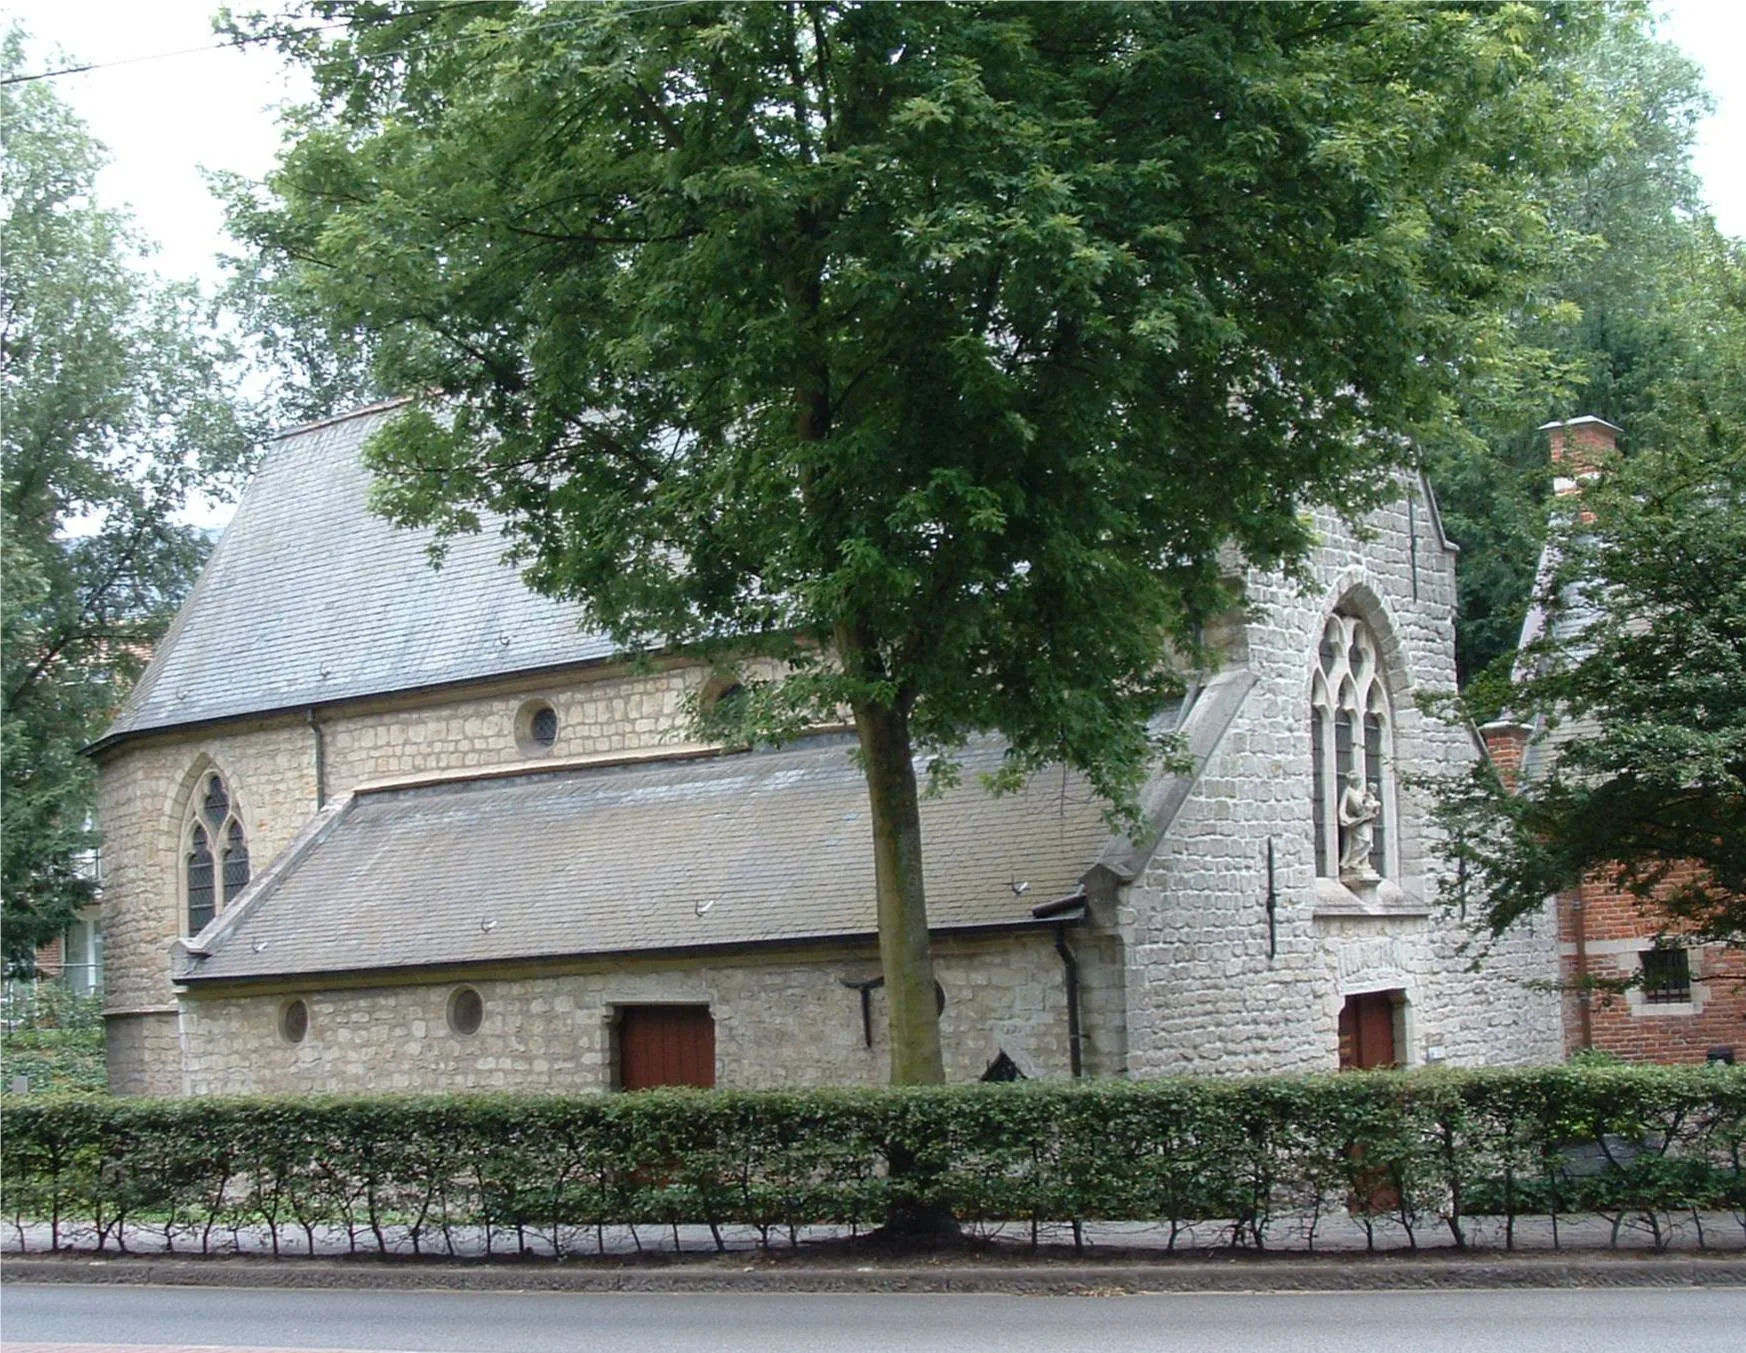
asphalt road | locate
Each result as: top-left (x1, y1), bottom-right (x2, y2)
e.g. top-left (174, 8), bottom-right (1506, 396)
top-left (2, 1284), bottom-right (1743, 1353)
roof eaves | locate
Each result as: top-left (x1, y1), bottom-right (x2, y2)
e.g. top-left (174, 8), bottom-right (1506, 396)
top-left (83, 649), bottom-right (634, 761)
top-left (1413, 469), bottom-right (1459, 556)
top-left (175, 913), bottom-right (1071, 989)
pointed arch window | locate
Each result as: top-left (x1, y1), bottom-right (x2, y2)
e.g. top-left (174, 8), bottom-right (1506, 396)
top-left (1311, 612), bottom-right (1391, 881)
top-left (186, 771), bottom-right (249, 935)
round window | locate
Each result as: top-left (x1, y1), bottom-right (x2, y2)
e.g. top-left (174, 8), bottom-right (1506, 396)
top-left (516, 700), bottom-right (559, 755)
top-left (448, 986), bottom-right (484, 1037)
top-left (279, 998), bottom-right (309, 1045)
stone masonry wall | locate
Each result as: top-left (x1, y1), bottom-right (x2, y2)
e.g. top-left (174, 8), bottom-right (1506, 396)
top-left (177, 933), bottom-right (1071, 1095)
top-left (104, 1012), bottom-right (183, 1098)
top-left (317, 665), bottom-right (700, 789)
top-left (99, 724), bottom-right (318, 1015)
top-left (1121, 480), bottom-right (1564, 1075)
top-left (98, 660), bottom-right (717, 1094)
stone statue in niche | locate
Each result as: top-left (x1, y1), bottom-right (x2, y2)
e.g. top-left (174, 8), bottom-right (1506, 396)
top-left (1338, 769), bottom-right (1382, 884)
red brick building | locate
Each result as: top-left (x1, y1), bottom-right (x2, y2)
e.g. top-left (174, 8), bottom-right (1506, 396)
top-left (1485, 417), bottom-right (1744, 1066)
top-left (1554, 869), bottom-right (1743, 1065)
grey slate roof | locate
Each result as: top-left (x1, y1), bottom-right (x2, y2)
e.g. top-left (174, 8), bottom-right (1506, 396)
top-left (102, 402), bottom-right (616, 744)
top-left (179, 734), bottom-right (1114, 983)
top-left (1512, 534), bottom-right (1603, 786)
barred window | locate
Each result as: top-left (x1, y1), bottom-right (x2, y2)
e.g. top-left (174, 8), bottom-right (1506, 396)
top-left (185, 771), bottom-right (250, 935)
top-left (1311, 612), bottom-right (1392, 880)
top-left (1641, 948), bottom-right (1692, 1004)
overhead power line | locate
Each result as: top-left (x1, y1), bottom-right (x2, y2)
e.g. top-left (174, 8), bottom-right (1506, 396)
top-left (1, 22), bottom-right (353, 86)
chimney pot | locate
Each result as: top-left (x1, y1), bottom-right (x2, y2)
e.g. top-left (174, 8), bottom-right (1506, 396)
top-left (1480, 719), bottom-right (1532, 792)
top-left (1539, 416), bottom-right (1621, 496)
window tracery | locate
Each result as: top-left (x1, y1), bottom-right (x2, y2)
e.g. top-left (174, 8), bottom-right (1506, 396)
top-left (185, 770), bottom-right (249, 934)
top-left (1311, 612), bottom-right (1391, 881)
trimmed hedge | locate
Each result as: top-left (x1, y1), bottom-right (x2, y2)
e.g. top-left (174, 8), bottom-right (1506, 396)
top-left (3, 1066), bottom-right (1742, 1255)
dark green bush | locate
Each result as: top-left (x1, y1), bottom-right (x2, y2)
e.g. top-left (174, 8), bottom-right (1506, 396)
top-left (2, 1066), bottom-right (1740, 1255)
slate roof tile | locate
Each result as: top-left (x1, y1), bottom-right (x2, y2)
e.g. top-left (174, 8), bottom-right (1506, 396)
top-left (104, 403), bottom-right (615, 742)
top-left (182, 734), bottom-right (1114, 982)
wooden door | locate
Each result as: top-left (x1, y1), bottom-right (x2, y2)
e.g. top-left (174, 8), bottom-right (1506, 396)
top-left (1339, 990), bottom-right (1402, 1213)
top-left (617, 1005), bottom-right (716, 1090)
top-left (1338, 992), bottom-right (1398, 1070)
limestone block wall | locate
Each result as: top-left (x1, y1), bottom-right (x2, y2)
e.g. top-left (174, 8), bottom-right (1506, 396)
top-left (318, 664), bottom-right (701, 789)
top-left (98, 724), bottom-right (319, 1018)
top-left (104, 1012), bottom-right (183, 1098)
top-left (1121, 483), bottom-right (1564, 1076)
top-left (97, 659), bottom-right (719, 1094)
top-left (177, 933), bottom-right (1073, 1095)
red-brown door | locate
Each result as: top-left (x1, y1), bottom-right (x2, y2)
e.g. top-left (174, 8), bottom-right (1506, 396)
top-left (1338, 992), bottom-right (1399, 1070)
top-left (617, 1005), bottom-right (716, 1090)
top-left (1339, 991), bottom-right (1402, 1212)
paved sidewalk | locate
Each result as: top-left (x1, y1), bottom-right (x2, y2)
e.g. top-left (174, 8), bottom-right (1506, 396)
top-left (7, 1209), bottom-right (1743, 1295)
top-left (5, 1248), bottom-right (1746, 1294)
top-left (7, 1209), bottom-right (1743, 1260)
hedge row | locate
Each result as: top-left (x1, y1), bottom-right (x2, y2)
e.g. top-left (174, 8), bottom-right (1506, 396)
top-left (4, 1066), bottom-right (1743, 1256)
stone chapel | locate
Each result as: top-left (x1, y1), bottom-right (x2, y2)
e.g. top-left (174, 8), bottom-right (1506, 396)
top-left (91, 399), bottom-right (1564, 1096)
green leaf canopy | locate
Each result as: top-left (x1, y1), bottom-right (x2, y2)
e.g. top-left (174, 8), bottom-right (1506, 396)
top-left (232, 1), bottom-right (1607, 1081)
top-left (1, 28), bottom-right (255, 964)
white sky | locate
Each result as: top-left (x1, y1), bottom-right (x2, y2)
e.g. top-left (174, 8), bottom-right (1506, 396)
top-left (5, 1), bottom-right (308, 286)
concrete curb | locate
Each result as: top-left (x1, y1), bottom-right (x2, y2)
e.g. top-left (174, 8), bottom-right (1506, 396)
top-left (4, 1253), bottom-right (1744, 1294)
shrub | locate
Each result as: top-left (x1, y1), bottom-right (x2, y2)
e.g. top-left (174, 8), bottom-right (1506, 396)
top-left (2, 1065), bottom-right (1740, 1254)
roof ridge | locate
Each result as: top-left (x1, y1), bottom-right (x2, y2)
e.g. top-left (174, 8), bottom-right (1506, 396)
top-left (264, 395), bottom-right (416, 442)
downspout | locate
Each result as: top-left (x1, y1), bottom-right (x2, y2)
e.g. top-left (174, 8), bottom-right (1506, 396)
top-left (1569, 891), bottom-right (1593, 1050)
top-left (1054, 923), bottom-right (1083, 1079)
top-left (307, 707), bottom-right (327, 809)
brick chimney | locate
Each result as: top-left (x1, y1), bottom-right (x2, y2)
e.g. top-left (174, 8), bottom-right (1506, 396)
top-left (1479, 719), bottom-right (1531, 792)
top-left (1540, 415), bottom-right (1621, 498)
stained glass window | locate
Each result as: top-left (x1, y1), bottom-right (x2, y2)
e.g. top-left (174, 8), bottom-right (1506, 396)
top-left (186, 771), bottom-right (250, 935)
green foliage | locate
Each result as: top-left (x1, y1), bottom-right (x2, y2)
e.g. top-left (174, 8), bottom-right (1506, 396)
top-left (0, 27), bottom-right (258, 963)
top-left (228, 0), bottom-right (1604, 765)
top-left (1422, 3), bottom-right (1727, 683)
top-left (0, 1028), bottom-right (106, 1100)
top-left (3, 1067), bottom-right (1741, 1254)
top-left (1437, 411), bottom-right (1746, 946)
top-left (226, 1), bottom-right (1616, 1081)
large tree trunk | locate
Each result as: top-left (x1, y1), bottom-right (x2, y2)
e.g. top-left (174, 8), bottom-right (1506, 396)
top-left (851, 695), bottom-right (946, 1086)
top-left (851, 687), bottom-right (957, 1241)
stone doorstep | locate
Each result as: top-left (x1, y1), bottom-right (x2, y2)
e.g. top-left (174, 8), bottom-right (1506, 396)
top-left (4, 1251), bottom-right (1745, 1295)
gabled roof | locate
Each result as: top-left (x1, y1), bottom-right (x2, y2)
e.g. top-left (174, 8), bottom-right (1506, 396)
top-left (176, 734), bottom-right (1113, 984)
top-left (98, 401), bottom-right (616, 748)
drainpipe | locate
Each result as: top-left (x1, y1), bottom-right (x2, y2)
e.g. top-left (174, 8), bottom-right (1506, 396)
top-left (307, 707), bottom-right (327, 808)
top-left (1054, 923), bottom-right (1083, 1079)
top-left (1569, 890), bottom-right (1593, 1050)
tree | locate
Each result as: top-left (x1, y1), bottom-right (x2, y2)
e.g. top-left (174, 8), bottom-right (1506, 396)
top-left (229, 1), bottom-right (1607, 1084)
top-left (0, 28), bottom-right (256, 965)
top-left (1422, 2), bottom-right (1718, 686)
top-left (1437, 235), bottom-right (1746, 948)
